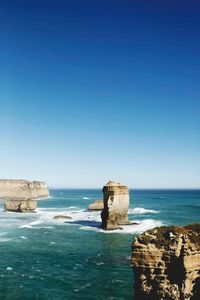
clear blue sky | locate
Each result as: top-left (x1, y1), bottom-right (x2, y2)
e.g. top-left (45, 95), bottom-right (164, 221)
top-left (0, 0), bottom-right (200, 188)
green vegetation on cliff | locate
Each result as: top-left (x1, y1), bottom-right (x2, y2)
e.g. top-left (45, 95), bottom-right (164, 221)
top-left (137, 223), bottom-right (200, 247)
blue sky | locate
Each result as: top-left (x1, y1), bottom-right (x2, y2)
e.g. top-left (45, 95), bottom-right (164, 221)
top-left (0, 0), bottom-right (200, 188)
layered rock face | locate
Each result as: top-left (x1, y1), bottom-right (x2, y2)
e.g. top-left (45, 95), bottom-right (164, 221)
top-left (4, 199), bottom-right (37, 213)
top-left (132, 224), bottom-right (200, 300)
top-left (88, 199), bottom-right (104, 211)
top-left (101, 181), bottom-right (130, 230)
top-left (0, 179), bottom-right (49, 199)
top-left (0, 179), bottom-right (49, 213)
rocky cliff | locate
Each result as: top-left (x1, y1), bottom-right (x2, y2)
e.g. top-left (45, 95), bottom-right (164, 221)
top-left (0, 179), bottom-right (49, 199)
top-left (101, 181), bottom-right (131, 230)
top-left (132, 223), bottom-right (200, 300)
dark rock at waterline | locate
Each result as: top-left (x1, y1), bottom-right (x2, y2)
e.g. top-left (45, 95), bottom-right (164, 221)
top-left (53, 215), bottom-right (72, 220)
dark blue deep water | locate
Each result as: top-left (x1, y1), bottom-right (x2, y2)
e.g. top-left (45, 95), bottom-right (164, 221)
top-left (0, 189), bottom-right (199, 299)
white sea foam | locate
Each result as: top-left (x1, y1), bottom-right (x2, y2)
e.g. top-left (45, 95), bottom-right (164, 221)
top-left (38, 206), bottom-right (79, 212)
top-left (79, 226), bottom-right (98, 232)
top-left (20, 236), bottom-right (28, 239)
top-left (79, 219), bottom-right (163, 234)
top-left (37, 206), bottom-right (163, 234)
top-left (96, 262), bottom-right (105, 266)
top-left (30, 220), bottom-right (44, 226)
top-left (128, 207), bottom-right (160, 214)
top-left (0, 203), bottom-right (163, 235)
top-left (0, 232), bottom-right (8, 236)
top-left (0, 237), bottom-right (12, 243)
top-left (20, 224), bottom-right (33, 229)
top-left (83, 197), bottom-right (90, 200)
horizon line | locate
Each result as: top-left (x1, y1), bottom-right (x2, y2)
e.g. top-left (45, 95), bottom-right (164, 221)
top-left (48, 186), bottom-right (200, 190)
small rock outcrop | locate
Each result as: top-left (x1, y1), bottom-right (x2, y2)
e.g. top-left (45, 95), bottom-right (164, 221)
top-left (101, 181), bottom-right (131, 230)
top-left (88, 199), bottom-right (104, 211)
top-left (132, 223), bottom-right (200, 300)
top-left (0, 179), bottom-right (49, 199)
top-left (53, 215), bottom-right (72, 220)
top-left (4, 199), bottom-right (37, 213)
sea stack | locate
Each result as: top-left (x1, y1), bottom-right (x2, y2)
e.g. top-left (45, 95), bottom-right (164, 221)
top-left (0, 179), bottom-right (49, 212)
top-left (101, 181), bottom-right (131, 230)
top-left (4, 199), bottom-right (37, 213)
top-left (132, 223), bottom-right (200, 300)
top-left (88, 199), bottom-right (104, 211)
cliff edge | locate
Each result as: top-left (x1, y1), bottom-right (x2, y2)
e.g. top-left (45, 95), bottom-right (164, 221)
top-left (132, 223), bottom-right (200, 300)
top-left (0, 179), bottom-right (49, 199)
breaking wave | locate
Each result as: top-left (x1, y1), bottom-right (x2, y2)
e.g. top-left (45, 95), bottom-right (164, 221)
top-left (128, 207), bottom-right (160, 214)
top-left (0, 204), bottom-right (162, 235)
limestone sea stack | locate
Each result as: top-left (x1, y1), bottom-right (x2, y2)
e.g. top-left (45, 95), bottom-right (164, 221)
top-left (132, 223), bottom-right (200, 300)
top-left (0, 179), bottom-right (49, 199)
top-left (4, 199), bottom-right (37, 213)
top-left (0, 179), bottom-right (49, 212)
top-left (88, 199), bottom-right (104, 211)
top-left (101, 181), bottom-right (131, 230)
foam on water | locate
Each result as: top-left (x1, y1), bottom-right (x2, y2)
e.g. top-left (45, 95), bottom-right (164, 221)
top-left (20, 236), bottom-right (28, 239)
top-left (38, 206), bottom-right (79, 211)
top-left (0, 189), bottom-right (198, 300)
top-left (30, 220), bottom-right (44, 226)
top-left (128, 207), bottom-right (160, 214)
top-left (0, 237), bottom-right (12, 243)
top-left (79, 219), bottom-right (163, 234)
top-left (20, 224), bottom-right (33, 229)
top-left (0, 232), bottom-right (8, 236)
top-left (0, 203), bottom-right (163, 235)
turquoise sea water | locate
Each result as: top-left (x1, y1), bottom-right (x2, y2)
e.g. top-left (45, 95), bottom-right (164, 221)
top-left (0, 189), bottom-right (199, 300)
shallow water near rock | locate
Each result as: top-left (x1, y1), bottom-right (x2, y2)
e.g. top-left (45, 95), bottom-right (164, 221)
top-left (0, 189), bottom-right (199, 299)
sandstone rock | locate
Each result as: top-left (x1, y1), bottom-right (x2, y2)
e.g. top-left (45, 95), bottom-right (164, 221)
top-left (53, 215), bottom-right (72, 220)
top-left (101, 181), bottom-right (131, 230)
top-left (4, 199), bottom-right (37, 212)
top-left (132, 223), bottom-right (200, 300)
top-left (88, 199), bottom-right (104, 211)
top-left (0, 179), bottom-right (49, 199)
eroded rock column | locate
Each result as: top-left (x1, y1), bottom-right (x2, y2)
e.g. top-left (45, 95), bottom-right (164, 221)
top-left (101, 181), bottom-right (131, 230)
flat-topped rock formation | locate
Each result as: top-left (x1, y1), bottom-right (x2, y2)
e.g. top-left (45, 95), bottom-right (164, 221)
top-left (0, 179), bottom-right (49, 199)
top-left (88, 199), bottom-right (104, 211)
top-left (132, 223), bottom-right (200, 300)
top-left (4, 199), bottom-right (37, 213)
top-left (0, 179), bottom-right (49, 212)
top-left (101, 181), bottom-right (131, 230)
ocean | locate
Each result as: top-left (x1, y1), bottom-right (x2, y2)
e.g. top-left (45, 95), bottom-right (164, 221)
top-left (0, 189), bottom-right (199, 299)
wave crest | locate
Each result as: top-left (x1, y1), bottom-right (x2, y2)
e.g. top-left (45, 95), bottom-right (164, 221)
top-left (128, 207), bottom-right (159, 214)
